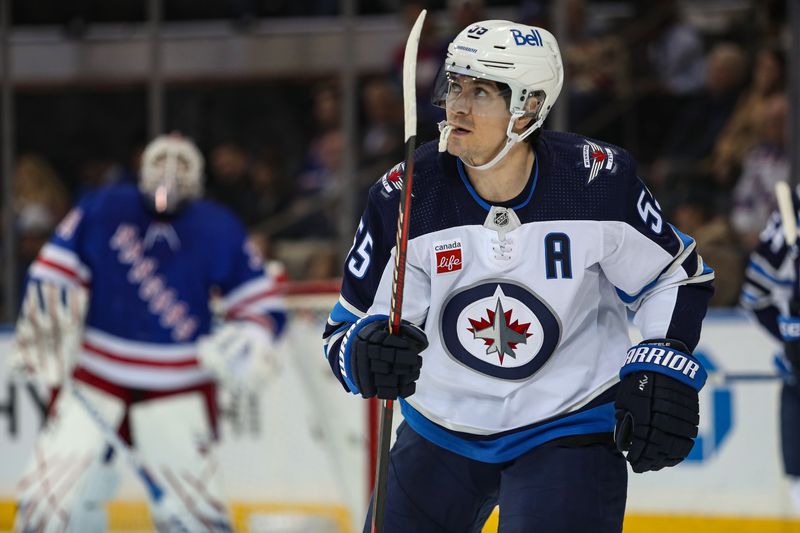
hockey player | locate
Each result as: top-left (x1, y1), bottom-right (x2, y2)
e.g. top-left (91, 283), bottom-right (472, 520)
top-left (9, 134), bottom-right (285, 532)
top-left (323, 21), bottom-right (714, 532)
top-left (740, 194), bottom-right (800, 511)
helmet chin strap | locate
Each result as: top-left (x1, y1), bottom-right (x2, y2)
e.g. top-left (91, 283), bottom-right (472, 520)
top-left (438, 115), bottom-right (539, 171)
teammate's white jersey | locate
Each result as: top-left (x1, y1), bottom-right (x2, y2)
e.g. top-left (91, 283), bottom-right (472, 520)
top-left (740, 193), bottom-right (799, 339)
top-left (325, 132), bottom-right (714, 462)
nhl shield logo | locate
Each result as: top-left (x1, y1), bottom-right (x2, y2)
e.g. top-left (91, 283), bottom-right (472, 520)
top-left (494, 210), bottom-right (509, 227)
top-left (439, 280), bottom-right (561, 379)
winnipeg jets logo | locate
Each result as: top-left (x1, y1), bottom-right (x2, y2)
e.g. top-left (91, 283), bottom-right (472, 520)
top-left (440, 281), bottom-right (561, 380)
top-left (582, 141), bottom-right (614, 184)
top-left (467, 298), bottom-right (532, 364)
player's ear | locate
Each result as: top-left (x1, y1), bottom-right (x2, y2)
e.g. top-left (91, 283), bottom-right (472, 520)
top-left (513, 95), bottom-right (540, 132)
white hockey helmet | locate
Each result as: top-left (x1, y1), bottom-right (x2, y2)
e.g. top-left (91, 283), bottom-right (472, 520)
top-left (139, 134), bottom-right (204, 214)
top-left (433, 20), bottom-right (564, 170)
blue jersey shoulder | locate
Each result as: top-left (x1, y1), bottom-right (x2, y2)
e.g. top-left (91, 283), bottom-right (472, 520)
top-left (367, 140), bottom-right (441, 203)
top-left (534, 130), bottom-right (640, 222)
top-left (79, 184), bottom-right (246, 241)
top-left (183, 199), bottom-right (247, 241)
top-left (78, 182), bottom-right (141, 220)
top-left (538, 130), bottom-right (634, 187)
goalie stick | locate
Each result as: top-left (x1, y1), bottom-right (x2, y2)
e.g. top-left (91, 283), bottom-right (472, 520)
top-left (70, 384), bottom-right (205, 533)
top-left (371, 9), bottom-right (427, 533)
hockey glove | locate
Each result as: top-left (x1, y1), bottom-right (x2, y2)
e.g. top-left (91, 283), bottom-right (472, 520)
top-left (197, 321), bottom-right (278, 392)
top-left (350, 318), bottom-right (427, 400)
top-left (779, 315), bottom-right (800, 381)
top-left (9, 280), bottom-right (88, 387)
top-left (614, 339), bottom-right (705, 473)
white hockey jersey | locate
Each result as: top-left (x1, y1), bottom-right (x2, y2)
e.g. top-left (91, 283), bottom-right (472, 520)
top-left (324, 132), bottom-right (714, 462)
top-left (740, 191), bottom-right (798, 340)
top-left (28, 183), bottom-right (286, 392)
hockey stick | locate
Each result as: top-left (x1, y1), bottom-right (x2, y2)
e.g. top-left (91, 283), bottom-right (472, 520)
top-left (707, 372), bottom-right (784, 385)
top-left (70, 384), bottom-right (196, 533)
top-left (776, 181), bottom-right (798, 249)
top-left (776, 181), bottom-right (800, 322)
top-left (370, 9), bottom-right (426, 533)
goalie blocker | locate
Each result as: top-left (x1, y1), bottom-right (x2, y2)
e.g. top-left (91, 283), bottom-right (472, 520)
top-left (614, 339), bottom-right (706, 473)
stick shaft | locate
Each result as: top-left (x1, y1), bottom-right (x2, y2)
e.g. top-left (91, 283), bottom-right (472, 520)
top-left (776, 181), bottom-right (797, 247)
top-left (371, 10), bottom-right (426, 533)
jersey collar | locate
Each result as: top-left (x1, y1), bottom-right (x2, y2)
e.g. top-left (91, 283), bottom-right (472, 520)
top-left (455, 154), bottom-right (539, 212)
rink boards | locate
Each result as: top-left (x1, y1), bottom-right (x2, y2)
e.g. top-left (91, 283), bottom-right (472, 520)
top-left (1, 309), bottom-right (800, 532)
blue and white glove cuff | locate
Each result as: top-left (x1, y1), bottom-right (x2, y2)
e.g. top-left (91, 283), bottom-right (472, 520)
top-left (779, 316), bottom-right (800, 341)
top-left (338, 314), bottom-right (389, 395)
top-left (621, 343), bottom-right (707, 391)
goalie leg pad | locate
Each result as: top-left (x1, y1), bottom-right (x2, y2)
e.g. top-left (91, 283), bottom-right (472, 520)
top-left (14, 383), bottom-right (124, 533)
top-left (131, 390), bottom-right (232, 532)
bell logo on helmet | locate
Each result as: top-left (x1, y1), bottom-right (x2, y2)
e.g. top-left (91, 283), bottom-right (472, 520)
top-left (511, 28), bottom-right (544, 47)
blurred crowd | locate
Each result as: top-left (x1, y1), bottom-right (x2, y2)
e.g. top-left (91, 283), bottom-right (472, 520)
top-left (7, 0), bottom-right (793, 309)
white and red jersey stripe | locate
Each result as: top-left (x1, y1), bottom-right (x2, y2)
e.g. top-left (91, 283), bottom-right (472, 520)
top-left (219, 276), bottom-right (283, 326)
top-left (29, 243), bottom-right (91, 288)
top-left (76, 327), bottom-right (213, 391)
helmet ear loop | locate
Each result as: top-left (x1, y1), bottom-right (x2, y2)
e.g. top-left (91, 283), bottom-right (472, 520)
top-left (511, 93), bottom-right (543, 141)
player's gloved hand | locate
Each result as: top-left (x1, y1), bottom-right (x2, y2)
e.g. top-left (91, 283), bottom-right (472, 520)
top-left (614, 339), bottom-right (705, 473)
top-left (350, 319), bottom-right (427, 400)
top-left (8, 280), bottom-right (88, 387)
top-left (197, 321), bottom-right (278, 392)
top-left (779, 315), bottom-right (800, 381)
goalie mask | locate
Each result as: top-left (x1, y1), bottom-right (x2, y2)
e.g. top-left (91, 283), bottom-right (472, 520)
top-left (432, 20), bottom-right (564, 170)
top-left (139, 134), bottom-right (204, 214)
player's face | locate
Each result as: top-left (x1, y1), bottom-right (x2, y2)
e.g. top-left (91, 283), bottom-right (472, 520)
top-left (444, 75), bottom-right (512, 166)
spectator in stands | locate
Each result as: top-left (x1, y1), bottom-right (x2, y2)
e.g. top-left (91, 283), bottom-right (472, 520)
top-left (447, 0), bottom-right (486, 35)
top-left (651, 43), bottom-right (748, 193)
top-left (296, 82), bottom-right (342, 197)
top-left (562, 0), bottom-right (630, 133)
top-left (671, 187), bottom-right (742, 307)
top-left (283, 82), bottom-right (344, 240)
top-left (13, 155), bottom-right (71, 224)
top-left (74, 156), bottom-right (128, 199)
top-left (628, 0), bottom-right (706, 163)
top-left (207, 141), bottom-right (255, 220)
top-left (390, 0), bottom-right (445, 141)
top-left (645, 0), bottom-right (706, 97)
top-left (361, 77), bottom-right (404, 168)
top-left (711, 46), bottom-right (786, 186)
top-left (730, 92), bottom-right (788, 249)
top-left (247, 151), bottom-right (293, 226)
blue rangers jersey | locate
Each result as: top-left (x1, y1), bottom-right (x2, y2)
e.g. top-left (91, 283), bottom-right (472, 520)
top-left (740, 191), bottom-right (798, 339)
top-left (324, 131), bottom-right (714, 463)
top-left (29, 183), bottom-right (285, 391)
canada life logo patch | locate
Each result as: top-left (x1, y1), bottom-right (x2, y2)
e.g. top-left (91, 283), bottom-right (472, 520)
top-left (434, 239), bottom-right (463, 274)
top-left (440, 281), bottom-right (561, 379)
